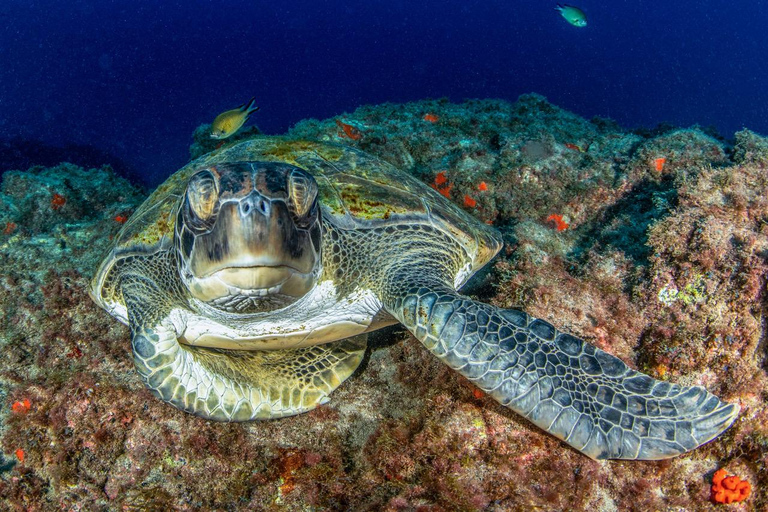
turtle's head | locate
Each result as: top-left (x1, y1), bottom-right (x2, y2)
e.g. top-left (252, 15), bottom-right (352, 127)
top-left (175, 162), bottom-right (321, 312)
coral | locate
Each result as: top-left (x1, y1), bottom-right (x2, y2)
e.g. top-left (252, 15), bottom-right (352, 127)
top-left (0, 162), bottom-right (144, 238)
top-left (10, 399), bottom-right (30, 414)
top-left (711, 468), bottom-right (750, 504)
top-left (429, 170), bottom-right (452, 198)
top-left (547, 213), bottom-right (569, 231)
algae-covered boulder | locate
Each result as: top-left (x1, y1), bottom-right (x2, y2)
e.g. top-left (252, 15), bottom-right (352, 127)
top-left (732, 128), bottom-right (768, 164)
top-left (0, 163), bottom-right (144, 235)
top-left (1, 98), bottom-right (765, 511)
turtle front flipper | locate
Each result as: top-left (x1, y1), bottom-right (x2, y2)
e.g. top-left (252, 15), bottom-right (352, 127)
top-left (123, 277), bottom-right (365, 421)
top-left (382, 280), bottom-right (739, 460)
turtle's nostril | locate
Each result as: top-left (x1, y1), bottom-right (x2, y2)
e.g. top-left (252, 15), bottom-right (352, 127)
top-left (240, 194), bottom-right (270, 217)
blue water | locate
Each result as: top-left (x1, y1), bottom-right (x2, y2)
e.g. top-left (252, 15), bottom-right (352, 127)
top-left (1, 1), bottom-right (766, 186)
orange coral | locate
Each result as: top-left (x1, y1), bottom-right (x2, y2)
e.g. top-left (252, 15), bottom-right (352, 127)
top-left (11, 399), bottom-right (31, 414)
top-left (547, 214), bottom-right (569, 231)
top-left (463, 195), bottom-right (477, 208)
top-left (51, 193), bottom-right (66, 210)
top-left (422, 113), bottom-right (439, 123)
top-left (335, 119), bottom-right (362, 140)
top-left (277, 449), bottom-right (304, 494)
top-left (478, 181), bottom-right (488, 192)
top-left (114, 214), bottom-right (129, 224)
top-left (654, 157), bottom-right (666, 172)
top-left (430, 171), bottom-right (452, 198)
top-left (15, 449), bottom-right (24, 462)
top-left (711, 468), bottom-right (750, 504)
top-left (3, 221), bottom-right (16, 235)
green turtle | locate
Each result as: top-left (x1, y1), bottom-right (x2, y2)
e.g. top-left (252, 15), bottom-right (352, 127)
top-left (90, 137), bottom-right (738, 460)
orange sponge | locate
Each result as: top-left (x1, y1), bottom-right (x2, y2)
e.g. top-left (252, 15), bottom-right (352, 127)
top-left (711, 468), bottom-right (750, 504)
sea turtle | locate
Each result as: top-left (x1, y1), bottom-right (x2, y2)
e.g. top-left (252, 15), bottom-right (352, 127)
top-left (90, 137), bottom-right (738, 460)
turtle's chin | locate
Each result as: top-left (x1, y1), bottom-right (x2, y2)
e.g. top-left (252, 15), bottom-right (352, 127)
top-left (185, 265), bottom-right (315, 313)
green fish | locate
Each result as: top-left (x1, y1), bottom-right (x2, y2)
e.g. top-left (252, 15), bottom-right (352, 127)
top-left (556, 4), bottom-right (587, 27)
top-left (210, 97), bottom-right (260, 139)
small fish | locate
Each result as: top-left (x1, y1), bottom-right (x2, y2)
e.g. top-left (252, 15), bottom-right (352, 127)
top-left (556, 4), bottom-right (587, 27)
top-left (564, 142), bottom-right (584, 152)
top-left (210, 97), bottom-right (260, 139)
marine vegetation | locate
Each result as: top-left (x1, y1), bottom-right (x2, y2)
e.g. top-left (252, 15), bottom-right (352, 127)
top-left (1, 96), bottom-right (766, 510)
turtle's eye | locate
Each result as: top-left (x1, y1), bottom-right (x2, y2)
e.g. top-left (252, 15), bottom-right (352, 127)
top-left (187, 170), bottom-right (219, 222)
top-left (287, 170), bottom-right (318, 218)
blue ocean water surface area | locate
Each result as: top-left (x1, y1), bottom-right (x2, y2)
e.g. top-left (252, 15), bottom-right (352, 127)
top-left (1, 0), bottom-right (766, 186)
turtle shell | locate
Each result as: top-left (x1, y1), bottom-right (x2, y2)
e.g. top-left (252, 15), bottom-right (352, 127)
top-left (108, 136), bottom-right (500, 276)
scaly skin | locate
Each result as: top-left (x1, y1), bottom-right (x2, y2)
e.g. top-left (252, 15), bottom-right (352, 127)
top-left (119, 245), bottom-right (365, 421)
top-left (373, 226), bottom-right (739, 460)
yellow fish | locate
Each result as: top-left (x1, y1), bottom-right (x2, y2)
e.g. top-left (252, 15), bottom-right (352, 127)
top-left (210, 97), bottom-right (260, 139)
top-left (556, 4), bottom-right (587, 27)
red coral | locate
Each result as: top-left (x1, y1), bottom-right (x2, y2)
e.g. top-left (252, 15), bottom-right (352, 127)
top-left (422, 113), bottom-right (439, 123)
top-left (51, 193), bottom-right (66, 210)
top-left (711, 468), bottom-right (750, 504)
top-left (3, 222), bottom-right (16, 235)
top-left (463, 195), bottom-right (477, 208)
top-left (11, 399), bottom-right (31, 414)
top-left (546, 214), bottom-right (569, 231)
top-left (277, 449), bottom-right (305, 494)
top-left (430, 171), bottom-right (452, 198)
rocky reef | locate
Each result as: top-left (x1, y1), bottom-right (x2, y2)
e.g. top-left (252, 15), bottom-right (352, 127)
top-left (1, 95), bottom-right (766, 510)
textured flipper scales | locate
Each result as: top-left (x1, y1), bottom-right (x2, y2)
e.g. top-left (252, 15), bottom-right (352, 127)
top-left (123, 275), bottom-right (365, 420)
top-left (386, 286), bottom-right (738, 460)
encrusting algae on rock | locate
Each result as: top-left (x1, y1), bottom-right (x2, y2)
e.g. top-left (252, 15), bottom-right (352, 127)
top-left (0, 95), bottom-right (766, 510)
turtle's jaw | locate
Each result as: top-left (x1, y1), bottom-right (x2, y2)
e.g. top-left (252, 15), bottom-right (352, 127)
top-left (185, 264), bottom-right (317, 308)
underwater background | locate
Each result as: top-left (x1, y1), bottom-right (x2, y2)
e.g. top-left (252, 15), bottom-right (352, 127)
top-left (1, 1), bottom-right (767, 510)
top-left (1, 0), bottom-right (767, 185)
